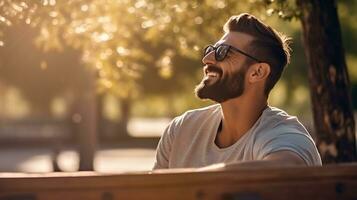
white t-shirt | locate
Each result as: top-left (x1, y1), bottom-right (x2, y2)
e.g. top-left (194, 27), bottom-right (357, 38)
top-left (153, 104), bottom-right (322, 169)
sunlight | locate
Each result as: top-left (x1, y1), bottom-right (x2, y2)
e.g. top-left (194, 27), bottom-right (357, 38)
top-left (103, 94), bottom-right (120, 121)
top-left (141, 20), bottom-right (155, 29)
top-left (116, 60), bottom-right (124, 68)
top-left (40, 61), bottom-right (47, 70)
top-left (0, 0), bottom-right (355, 176)
top-left (128, 118), bottom-right (170, 137)
top-left (49, 11), bottom-right (58, 18)
top-left (293, 86), bottom-right (309, 105)
top-left (74, 24), bottom-right (88, 34)
top-left (134, 0), bottom-right (147, 9)
top-left (18, 155), bottom-right (52, 172)
top-left (42, 0), bottom-right (56, 6)
top-left (268, 81), bottom-right (287, 107)
top-left (80, 4), bottom-right (89, 12)
top-left (0, 16), bottom-right (6, 22)
top-left (51, 97), bottom-right (68, 119)
top-left (116, 46), bottom-right (130, 56)
top-left (99, 49), bottom-right (113, 60)
top-left (3, 87), bottom-right (30, 119)
top-left (194, 16), bottom-right (203, 25)
top-left (215, 0), bottom-right (227, 9)
top-left (95, 148), bottom-right (155, 172)
top-left (92, 32), bottom-right (112, 43)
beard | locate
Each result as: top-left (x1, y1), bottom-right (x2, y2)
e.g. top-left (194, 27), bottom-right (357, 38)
top-left (194, 65), bottom-right (246, 103)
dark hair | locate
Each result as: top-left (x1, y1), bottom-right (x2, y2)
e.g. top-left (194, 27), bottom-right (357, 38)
top-left (223, 13), bottom-right (291, 96)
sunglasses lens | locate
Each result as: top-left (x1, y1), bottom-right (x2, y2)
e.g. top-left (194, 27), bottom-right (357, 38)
top-left (204, 46), bottom-right (214, 57)
top-left (216, 45), bottom-right (228, 61)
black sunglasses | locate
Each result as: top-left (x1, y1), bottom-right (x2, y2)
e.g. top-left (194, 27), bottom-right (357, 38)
top-left (203, 44), bottom-right (261, 63)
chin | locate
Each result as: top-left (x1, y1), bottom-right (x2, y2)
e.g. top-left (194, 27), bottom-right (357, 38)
top-left (195, 84), bottom-right (226, 103)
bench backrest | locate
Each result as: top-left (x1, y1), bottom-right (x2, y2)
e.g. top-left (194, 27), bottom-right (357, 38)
top-left (0, 164), bottom-right (356, 200)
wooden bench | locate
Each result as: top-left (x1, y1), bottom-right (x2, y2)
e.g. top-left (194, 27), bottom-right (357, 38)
top-left (0, 164), bottom-right (356, 200)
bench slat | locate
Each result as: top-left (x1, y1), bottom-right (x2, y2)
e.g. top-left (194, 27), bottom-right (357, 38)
top-left (0, 164), bottom-right (356, 200)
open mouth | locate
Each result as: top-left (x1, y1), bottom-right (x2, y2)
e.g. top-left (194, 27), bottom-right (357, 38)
top-left (202, 65), bottom-right (223, 86)
top-left (206, 71), bottom-right (219, 78)
top-left (204, 65), bottom-right (222, 78)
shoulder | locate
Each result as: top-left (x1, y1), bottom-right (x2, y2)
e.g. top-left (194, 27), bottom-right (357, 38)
top-left (254, 106), bottom-right (321, 165)
top-left (259, 106), bottom-right (308, 133)
top-left (256, 106), bottom-right (313, 142)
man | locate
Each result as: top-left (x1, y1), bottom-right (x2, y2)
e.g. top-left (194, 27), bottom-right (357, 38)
top-left (153, 13), bottom-right (322, 170)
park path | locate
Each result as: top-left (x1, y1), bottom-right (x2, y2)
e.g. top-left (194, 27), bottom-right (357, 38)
top-left (0, 145), bottom-right (156, 173)
top-left (0, 118), bottom-right (170, 173)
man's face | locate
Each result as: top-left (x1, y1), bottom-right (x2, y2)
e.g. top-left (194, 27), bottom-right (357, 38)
top-left (195, 32), bottom-right (254, 103)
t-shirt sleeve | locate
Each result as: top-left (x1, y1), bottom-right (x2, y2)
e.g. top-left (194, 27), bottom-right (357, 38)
top-left (256, 130), bottom-right (322, 166)
top-left (152, 117), bottom-right (178, 169)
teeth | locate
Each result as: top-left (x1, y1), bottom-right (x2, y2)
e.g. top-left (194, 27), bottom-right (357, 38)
top-left (207, 71), bottom-right (218, 77)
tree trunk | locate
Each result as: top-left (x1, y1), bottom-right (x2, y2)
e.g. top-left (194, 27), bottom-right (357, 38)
top-left (77, 69), bottom-right (97, 171)
top-left (96, 93), bottom-right (105, 141)
top-left (117, 98), bottom-right (131, 139)
top-left (296, 0), bottom-right (356, 163)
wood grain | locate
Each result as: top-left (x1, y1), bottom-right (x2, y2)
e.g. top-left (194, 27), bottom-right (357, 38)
top-left (0, 164), bottom-right (356, 200)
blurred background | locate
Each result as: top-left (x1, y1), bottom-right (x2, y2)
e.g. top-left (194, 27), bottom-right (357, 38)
top-left (0, 0), bottom-right (356, 173)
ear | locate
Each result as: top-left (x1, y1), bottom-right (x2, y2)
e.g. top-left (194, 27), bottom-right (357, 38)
top-left (247, 63), bottom-right (270, 83)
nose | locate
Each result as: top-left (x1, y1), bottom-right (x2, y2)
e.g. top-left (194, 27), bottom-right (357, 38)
top-left (202, 50), bottom-right (216, 65)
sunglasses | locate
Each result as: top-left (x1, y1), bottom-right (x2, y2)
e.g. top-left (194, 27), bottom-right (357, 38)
top-left (203, 44), bottom-right (261, 63)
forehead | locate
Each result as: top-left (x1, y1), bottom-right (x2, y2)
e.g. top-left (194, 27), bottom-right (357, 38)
top-left (215, 31), bottom-right (254, 49)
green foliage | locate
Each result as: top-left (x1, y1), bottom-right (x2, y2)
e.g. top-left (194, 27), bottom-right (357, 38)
top-left (0, 0), bottom-right (356, 117)
top-left (250, 0), bottom-right (300, 20)
top-left (0, 22), bottom-right (90, 113)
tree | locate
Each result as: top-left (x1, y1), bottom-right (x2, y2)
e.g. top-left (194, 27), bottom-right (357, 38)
top-left (1, 0), bottom-right (355, 164)
top-left (296, 0), bottom-right (356, 162)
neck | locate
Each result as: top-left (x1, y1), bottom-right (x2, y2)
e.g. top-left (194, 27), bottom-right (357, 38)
top-left (216, 93), bottom-right (268, 148)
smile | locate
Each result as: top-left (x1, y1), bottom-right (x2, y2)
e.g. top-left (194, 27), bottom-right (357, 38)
top-left (206, 71), bottom-right (219, 77)
top-left (204, 65), bottom-right (222, 78)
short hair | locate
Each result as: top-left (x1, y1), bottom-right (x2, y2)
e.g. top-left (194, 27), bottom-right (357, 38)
top-left (223, 13), bottom-right (291, 96)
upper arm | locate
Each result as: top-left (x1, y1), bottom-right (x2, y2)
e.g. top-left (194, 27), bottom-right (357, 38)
top-left (262, 150), bottom-right (307, 166)
top-left (256, 130), bottom-right (322, 166)
top-left (153, 117), bottom-right (179, 170)
top-left (199, 151), bottom-right (307, 171)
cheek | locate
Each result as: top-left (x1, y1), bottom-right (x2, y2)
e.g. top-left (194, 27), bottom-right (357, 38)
top-left (220, 57), bottom-right (245, 78)
top-left (229, 56), bottom-right (245, 68)
top-left (226, 61), bottom-right (243, 75)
